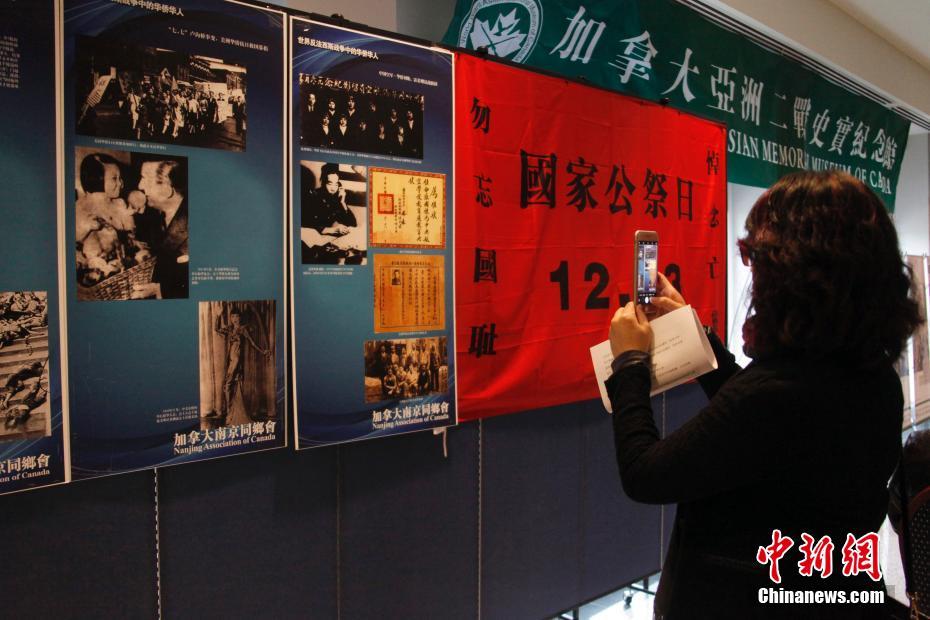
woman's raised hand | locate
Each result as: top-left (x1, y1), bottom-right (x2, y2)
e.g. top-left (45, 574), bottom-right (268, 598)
top-left (650, 272), bottom-right (686, 316)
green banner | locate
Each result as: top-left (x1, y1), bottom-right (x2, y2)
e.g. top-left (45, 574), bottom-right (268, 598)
top-left (443, 0), bottom-right (910, 209)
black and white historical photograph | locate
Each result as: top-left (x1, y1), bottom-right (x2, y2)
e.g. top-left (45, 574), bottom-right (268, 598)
top-left (75, 147), bottom-right (189, 300)
top-left (299, 73), bottom-right (424, 158)
top-left (364, 336), bottom-right (448, 403)
top-left (300, 161), bottom-right (368, 265)
top-left (199, 300), bottom-right (276, 430)
top-left (0, 292), bottom-right (51, 442)
top-left (75, 36), bottom-right (248, 151)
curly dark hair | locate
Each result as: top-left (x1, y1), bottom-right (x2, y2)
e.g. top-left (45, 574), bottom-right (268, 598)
top-left (742, 170), bottom-right (921, 366)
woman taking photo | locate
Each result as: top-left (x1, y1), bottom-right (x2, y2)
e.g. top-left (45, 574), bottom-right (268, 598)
top-left (606, 170), bottom-right (920, 618)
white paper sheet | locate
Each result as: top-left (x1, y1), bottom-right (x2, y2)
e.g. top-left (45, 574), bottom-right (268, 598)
top-left (591, 305), bottom-right (718, 412)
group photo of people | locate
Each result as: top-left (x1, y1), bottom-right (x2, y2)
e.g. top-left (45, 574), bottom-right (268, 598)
top-left (364, 337), bottom-right (448, 403)
top-left (299, 73), bottom-right (424, 158)
top-left (300, 161), bottom-right (368, 265)
top-left (75, 36), bottom-right (247, 152)
top-left (75, 148), bottom-right (189, 300)
top-left (0, 291), bottom-right (50, 441)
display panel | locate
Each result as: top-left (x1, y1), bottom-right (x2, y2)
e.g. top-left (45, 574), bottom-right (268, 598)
top-left (290, 18), bottom-right (456, 448)
top-left (64, 0), bottom-right (287, 478)
top-left (0, 0), bottom-right (69, 493)
top-left (455, 54), bottom-right (728, 420)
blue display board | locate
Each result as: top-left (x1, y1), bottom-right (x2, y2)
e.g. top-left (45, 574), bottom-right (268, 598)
top-left (0, 0), bottom-right (68, 494)
top-left (63, 0), bottom-right (287, 478)
top-left (290, 17), bottom-right (456, 447)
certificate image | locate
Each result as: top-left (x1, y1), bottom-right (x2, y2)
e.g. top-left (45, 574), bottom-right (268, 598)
top-left (369, 168), bottom-right (445, 248)
top-left (75, 147), bottom-right (189, 300)
top-left (374, 254), bottom-right (445, 333)
top-left (0, 292), bottom-right (51, 442)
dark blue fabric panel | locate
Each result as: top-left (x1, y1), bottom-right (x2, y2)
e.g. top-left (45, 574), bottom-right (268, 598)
top-left (0, 470), bottom-right (156, 617)
top-left (578, 398), bottom-right (663, 601)
top-left (0, 394), bottom-right (695, 619)
top-left (660, 382), bottom-right (709, 564)
top-left (481, 403), bottom-right (585, 620)
top-left (339, 425), bottom-right (479, 620)
top-left (664, 382), bottom-right (708, 435)
top-left (158, 448), bottom-right (338, 620)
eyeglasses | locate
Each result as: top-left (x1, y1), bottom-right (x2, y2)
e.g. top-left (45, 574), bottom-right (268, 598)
top-left (737, 239), bottom-right (754, 267)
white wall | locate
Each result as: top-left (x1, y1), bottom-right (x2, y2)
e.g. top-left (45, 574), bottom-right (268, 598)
top-left (725, 183), bottom-right (763, 364)
top-left (895, 130), bottom-right (930, 256)
top-left (280, 0), bottom-right (397, 32)
top-left (396, 0), bottom-right (457, 43)
top-left (710, 0), bottom-right (930, 119)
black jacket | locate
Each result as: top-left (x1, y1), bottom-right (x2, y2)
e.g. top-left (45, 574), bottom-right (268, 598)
top-left (607, 333), bottom-right (901, 619)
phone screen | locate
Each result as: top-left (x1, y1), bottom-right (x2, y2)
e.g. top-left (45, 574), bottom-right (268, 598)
top-left (636, 240), bottom-right (658, 304)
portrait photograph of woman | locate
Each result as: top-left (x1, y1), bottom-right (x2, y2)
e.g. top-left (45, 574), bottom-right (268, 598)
top-left (74, 147), bottom-right (189, 300)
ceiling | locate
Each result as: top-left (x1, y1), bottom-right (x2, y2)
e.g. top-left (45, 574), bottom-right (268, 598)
top-left (827, 0), bottom-right (930, 72)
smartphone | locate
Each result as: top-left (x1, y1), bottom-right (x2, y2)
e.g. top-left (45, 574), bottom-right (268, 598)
top-left (633, 230), bottom-right (659, 305)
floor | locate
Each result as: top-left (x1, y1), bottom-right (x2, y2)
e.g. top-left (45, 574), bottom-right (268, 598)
top-left (553, 573), bottom-right (660, 620)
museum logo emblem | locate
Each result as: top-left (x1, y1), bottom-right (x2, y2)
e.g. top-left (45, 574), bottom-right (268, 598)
top-left (458, 0), bottom-right (542, 63)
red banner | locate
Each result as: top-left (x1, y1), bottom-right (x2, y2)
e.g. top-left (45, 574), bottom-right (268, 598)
top-left (455, 54), bottom-right (728, 421)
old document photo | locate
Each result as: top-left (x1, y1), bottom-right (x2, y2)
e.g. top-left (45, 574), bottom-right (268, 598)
top-left (373, 254), bottom-right (445, 333)
top-left (369, 168), bottom-right (445, 248)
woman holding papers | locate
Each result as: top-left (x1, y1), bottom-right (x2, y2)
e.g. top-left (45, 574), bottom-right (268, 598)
top-left (605, 170), bottom-right (919, 618)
